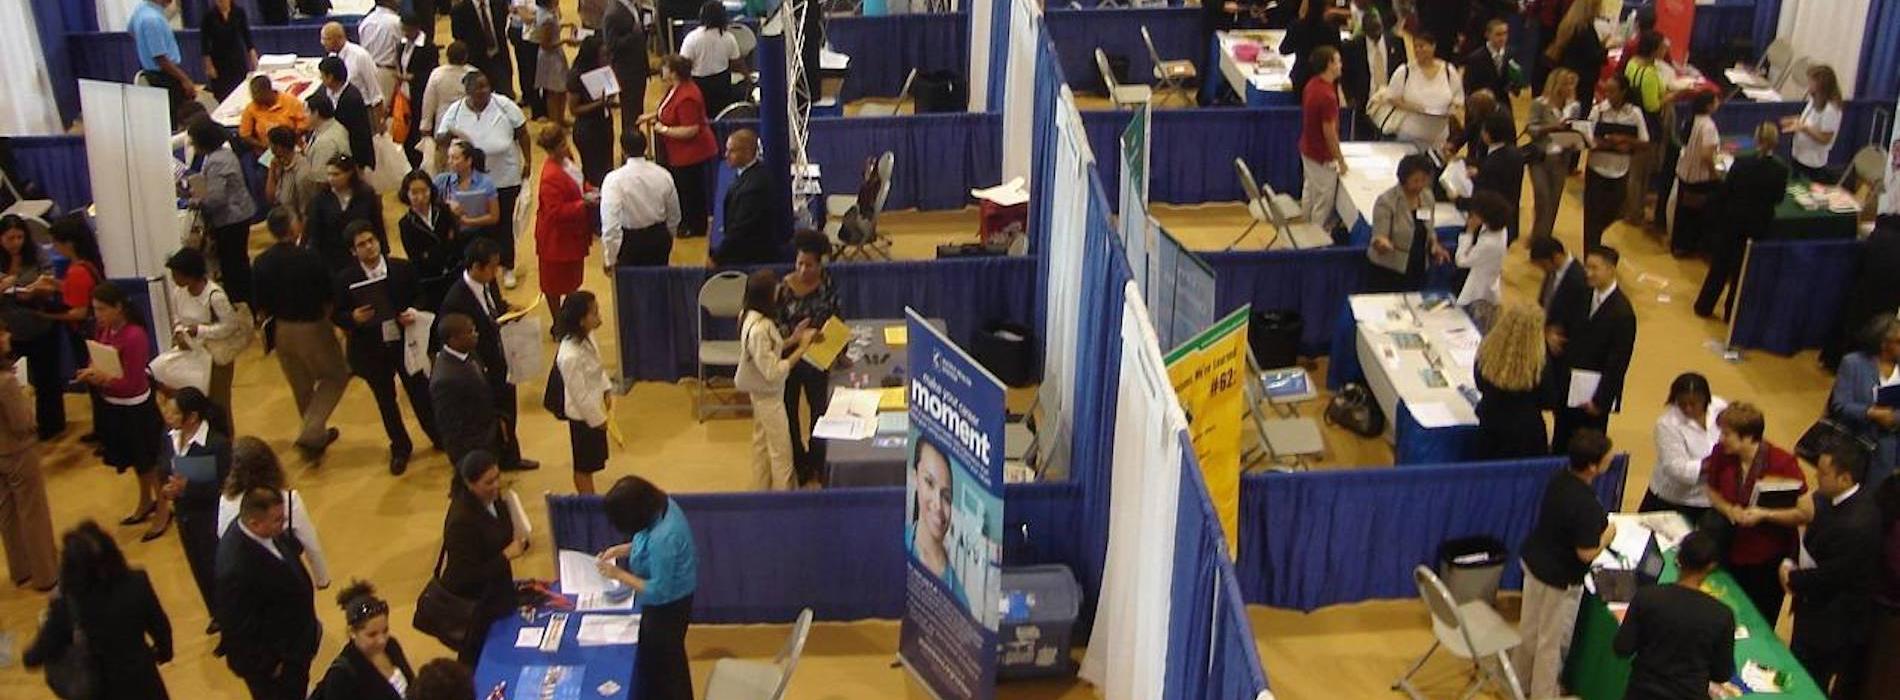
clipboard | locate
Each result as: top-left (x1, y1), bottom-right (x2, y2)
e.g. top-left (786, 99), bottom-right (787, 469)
top-left (348, 277), bottom-right (397, 324)
top-left (85, 340), bottom-right (123, 380)
top-left (801, 316), bottom-right (852, 370)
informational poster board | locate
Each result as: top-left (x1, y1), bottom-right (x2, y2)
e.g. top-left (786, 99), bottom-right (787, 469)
top-left (1145, 226), bottom-right (1217, 352)
top-left (1164, 306), bottom-right (1250, 555)
top-left (900, 308), bottom-right (1006, 700)
top-left (1119, 104), bottom-right (1152, 291)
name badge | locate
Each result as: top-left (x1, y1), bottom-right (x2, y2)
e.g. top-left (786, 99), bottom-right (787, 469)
top-left (382, 320), bottom-right (401, 343)
top-left (1414, 209), bottom-right (1432, 225)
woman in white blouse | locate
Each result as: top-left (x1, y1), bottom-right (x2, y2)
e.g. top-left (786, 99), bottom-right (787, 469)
top-left (1641, 372), bottom-right (1726, 523)
top-left (164, 248), bottom-right (246, 417)
top-left (733, 270), bottom-right (816, 491)
top-left (555, 292), bottom-right (615, 495)
top-left (1377, 31), bottom-right (1463, 151)
top-left (678, 1), bottom-right (742, 117)
top-left (1454, 190), bottom-right (1509, 320)
top-left (217, 437), bottom-right (331, 589)
top-left (1782, 63), bottom-right (1844, 183)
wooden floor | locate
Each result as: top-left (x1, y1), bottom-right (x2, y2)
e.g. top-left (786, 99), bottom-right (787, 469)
top-left (0, 9), bottom-right (1845, 700)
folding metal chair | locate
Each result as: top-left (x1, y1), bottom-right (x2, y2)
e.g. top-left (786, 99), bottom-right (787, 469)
top-left (1141, 25), bottom-right (1199, 107)
top-left (1393, 566), bottom-right (1527, 700)
top-left (694, 271), bottom-right (753, 421)
top-left (1095, 49), bottom-right (1152, 110)
top-left (856, 68), bottom-right (917, 117)
top-left (825, 151), bottom-right (895, 260)
top-left (704, 608), bottom-right (813, 700)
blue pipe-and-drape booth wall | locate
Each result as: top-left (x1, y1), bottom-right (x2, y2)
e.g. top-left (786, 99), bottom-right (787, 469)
top-left (543, 483), bottom-right (1081, 623)
top-left (712, 113), bottom-right (1003, 212)
top-left (1085, 107), bottom-right (1308, 207)
top-left (31, 0), bottom-right (89, 125)
top-left (9, 135), bottom-right (93, 213)
top-left (1858, 0), bottom-right (1900, 100)
top-left (1205, 248), bottom-right (1365, 357)
top-left (1043, 7), bottom-right (1200, 97)
top-left (825, 13), bottom-right (968, 102)
top-left (1236, 456), bottom-right (1630, 611)
top-left (1068, 173), bottom-right (1133, 634)
top-left (1167, 436), bottom-right (1271, 700)
top-left (66, 18), bottom-right (360, 84)
top-left (610, 256), bottom-right (1038, 382)
top-left (1728, 239), bottom-right (1858, 355)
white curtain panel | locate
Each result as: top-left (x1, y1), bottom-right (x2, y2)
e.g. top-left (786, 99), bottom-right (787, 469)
top-left (1080, 283), bottom-right (1185, 700)
top-left (1884, 92), bottom-right (1900, 215)
top-left (1036, 95), bottom-right (1090, 477)
top-left (1, 2), bottom-right (64, 135)
top-left (1000, 0), bottom-right (1038, 181)
top-left (966, 0), bottom-right (995, 111)
top-left (1777, 0), bottom-right (1872, 97)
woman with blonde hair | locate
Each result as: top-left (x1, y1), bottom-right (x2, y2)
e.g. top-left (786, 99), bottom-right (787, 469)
top-left (1473, 304), bottom-right (1549, 458)
top-left (1526, 68), bottom-right (1582, 242)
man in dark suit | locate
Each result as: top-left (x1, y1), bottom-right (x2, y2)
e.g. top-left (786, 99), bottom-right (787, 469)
top-left (317, 56), bottom-right (377, 172)
top-left (713, 129), bottom-right (785, 267)
top-left (435, 238), bottom-right (537, 471)
top-left (600, 0), bottom-right (648, 141)
top-left (1531, 237), bottom-right (1589, 315)
top-left (1784, 442), bottom-right (1882, 698)
top-left (215, 488), bottom-right (322, 700)
top-left (1466, 112), bottom-right (1526, 242)
top-left (429, 313), bottom-right (499, 474)
top-left (1462, 18), bottom-right (1523, 110)
top-left (1340, 11), bottom-right (1406, 138)
top-left (1549, 246), bottom-right (1637, 452)
top-left (334, 224), bottom-right (438, 475)
top-left (397, 12), bottom-right (441, 169)
top-left (451, 0), bottom-right (514, 98)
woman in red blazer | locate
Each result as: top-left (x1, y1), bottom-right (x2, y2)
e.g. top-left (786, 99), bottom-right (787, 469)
top-left (534, 125), bottom-right (599, 315)
top-left (638, 54), bottom-right (719, 238)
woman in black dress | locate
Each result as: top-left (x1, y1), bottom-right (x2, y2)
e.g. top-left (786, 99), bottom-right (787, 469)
top-left (310, 580), bottom-right (417, 700)
top-left (1472, 303), bottom-right (1549, 459)
top-left (200, 0), bottom-right (259, 101)
top-left (24, 521), bottom-right (174, 699)
top-left (777, 230), bottom-right (841, 485)
top-left (567, 33), bottom-right (617, 188)
top-left (305, 154), bottom-right (387, 273)
top-left (1547, 0), bottom-right (1607, 107)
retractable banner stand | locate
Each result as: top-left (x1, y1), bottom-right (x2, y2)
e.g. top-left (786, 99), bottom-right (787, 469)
top-left (900, 308), bottom-right (1006, 700)
top-left (1119, 104), bottom-right (1152, 291)
top-left (1164, 306), bottom-right (1250, 557)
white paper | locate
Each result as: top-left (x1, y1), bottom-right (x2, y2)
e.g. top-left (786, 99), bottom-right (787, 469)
top-left (504, 489), bottom-right (531, 537)
top-left (1594, 515), bottom-right (1654, 570)
top-left (574, 591), bottom-right (636, 612)
top-left (515, 627), bottom-right (545, 648)
top-left (826, 388), bottom-right (882, 419)
top-left (85, 340), bottom-right (123, 380)
top-left (558, 549), bottom-right (616, 595)
top-left (970, 177), bottom-right (1030, 207)
top-left (575, 614), bottom-right (641, 646)
top-left (812, 415), bottom-right (875, 441)
top-left (1407, 402), bottom-right (1459, 428)
top-left (258, 54), bottom-right (299, 70)
top-left (579, 66), bottom-right (620, 99)
top-left (403, 310), bottom-right (435, 377)
top-left (1438, 161), bottom-right (1474, 199)
top-left (1348, 295), bottom-right (1388, 322)
top-left (1567, 369), bottom-right (1603, 408)
top-left (499, 316), bottom-right (544, 385)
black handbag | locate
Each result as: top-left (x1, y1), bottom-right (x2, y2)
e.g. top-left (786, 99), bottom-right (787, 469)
top-left (1324, 382), bottom-right (1387, 438)
top-left (44, 594), bottom-right (98, 700)
top-left (412, 528), bottom-right (480, 649)
top-left (543, 363), bottom-right (567, 421)
top-left (1794, 417), bottom-right (1877, 465)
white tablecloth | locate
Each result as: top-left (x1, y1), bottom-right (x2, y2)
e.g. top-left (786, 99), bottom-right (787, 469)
top-left (1334, 141), bottom-right (1465, 233)
top-left (1216, 30), bottom-right (1295, 100)
top-left (1350, 293), bottom-right (1481, 442)
top-left (210, 58), bottom-right (325, 128)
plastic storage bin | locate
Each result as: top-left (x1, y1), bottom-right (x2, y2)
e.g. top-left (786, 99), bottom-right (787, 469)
top-left (997, 564), bottom-right (1082, 680)
top-left (1436, 536), bottom-right (1508, 605)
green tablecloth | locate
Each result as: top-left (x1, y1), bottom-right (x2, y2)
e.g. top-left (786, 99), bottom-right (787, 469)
top-left (1564, 556), bottom-right (1824, 699)
top-left (1765, 180), bottom-right (1859, 241)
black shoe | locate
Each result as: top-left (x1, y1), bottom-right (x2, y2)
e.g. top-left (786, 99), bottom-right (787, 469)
top-left (138, 516), bottom-right (172, 543)
top-left (501, 458), bottom-right (541, 472)
top-left (390, 451), bottom-right (410, 476)
top-left (79, 432), bottom-right (100, 444)
top-left (205, 621), bottom-right (220, 635)
top-left (119, 502), bottom-right (157, 526)
top-left (297, 428), bottom-right (342, 461)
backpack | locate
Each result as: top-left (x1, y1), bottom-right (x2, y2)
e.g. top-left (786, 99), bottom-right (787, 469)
top-left (1324, 382), bottom-right (1386, 438)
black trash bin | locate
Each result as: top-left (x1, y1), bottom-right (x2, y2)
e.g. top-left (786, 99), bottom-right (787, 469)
top-left (913, 70), bottom-right (968, 113)
top-left (973, 321), bottom-right (1036, 388)
top-left (1249, 310), bottom-right (1303, 369)
top-left (1436, 536), bottom-right (1509, 605)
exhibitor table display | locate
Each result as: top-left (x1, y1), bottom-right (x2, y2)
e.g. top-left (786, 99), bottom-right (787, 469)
top-left (210, 56), bottom-right (323, 128)
top-left (1565, 512), bottom-right (1823, 700)
top-left (1336, 141), bottom-right (1466, 246)
top-left (1349, 292), bottom-right (1483, 464)
top-left (475, 553), bottom-right (643, 699)
top-left (1216, 30), bottom-right (1297, 107)
top-left (1762, 180), bottom-right (1861, 241)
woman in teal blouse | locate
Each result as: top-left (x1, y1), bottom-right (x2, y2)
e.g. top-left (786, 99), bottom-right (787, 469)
top-left (596, 476), bottom-right (698, 700)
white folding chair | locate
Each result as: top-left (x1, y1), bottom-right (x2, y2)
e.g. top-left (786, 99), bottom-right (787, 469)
top-left (716, 102), bottom-right (761, 121)
top-left (1262, 179), bottom-right (1334, 250)
top-left (704, 608), bottom-right (814, 700)
top-left (1095, 49), bottom-right (1152, 110)
top-left (694, 271), bottom-right (752, 422)
top-left (1393, 566), bottom-right (1527, 700)
top-left (1240, 351), bottom-right (1321, 472)
top-left (1761, 38), bottom-right (1793, 85)
top-left (0, 171), bottom-right (54, 222)
top-left (826, 151), bottom-right (895, 260)
top-left (1227, 159), bottom-right (1320, 250)
top-left (1775, 55), bottom-right (1812, 101)
top-left (1141, 25), bottom-right (1198, 107)
top-left (857, 68), bottom-right (917, 117)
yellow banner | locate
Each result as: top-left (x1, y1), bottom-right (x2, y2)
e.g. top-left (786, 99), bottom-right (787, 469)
top-left (1164, 307), bottom-right (1250, 557)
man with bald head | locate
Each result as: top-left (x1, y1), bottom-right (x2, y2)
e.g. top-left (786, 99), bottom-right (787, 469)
top-left (712, 130), bottom-right (784, 267)
top-left (320, 21), bottom-right (387, 129)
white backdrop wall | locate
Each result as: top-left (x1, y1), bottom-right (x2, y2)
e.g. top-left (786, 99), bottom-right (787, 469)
top-left (1036, 87), bottom-right (1091, 478)
top-left (1000, 0), bottom-right (1039, 182)
top-left (968, 0), bottom-right (995, 111)
top-left (3, 1), bottom-right (64, 135)
top-left (81, 80), bottom-right (183, 335)
top-left (1778, 0), bottom-right (1873, 96)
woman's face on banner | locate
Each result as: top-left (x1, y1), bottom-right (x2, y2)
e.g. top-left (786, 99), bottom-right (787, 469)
top-left (918, 444), bottom-right (953, 542)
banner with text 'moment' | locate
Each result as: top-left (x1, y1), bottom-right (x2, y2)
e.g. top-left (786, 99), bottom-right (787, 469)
top-left (900, 308), bottom-right (1007, 700)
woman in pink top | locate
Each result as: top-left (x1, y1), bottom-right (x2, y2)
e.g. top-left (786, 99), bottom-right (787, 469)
top-left (74, 283), bottom-right (167, 535)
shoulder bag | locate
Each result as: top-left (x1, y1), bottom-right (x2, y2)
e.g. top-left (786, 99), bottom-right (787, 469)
top-left (543, 359), bottom-right (568, 421)
top-left (1369, 65), bottom-right (1410, 136)
top-left (413, 515), bottom-right (481, 648)
top-left (200, 287), bottom-right (255, 366)
top-left (44, 594), bottom-right (98, 700)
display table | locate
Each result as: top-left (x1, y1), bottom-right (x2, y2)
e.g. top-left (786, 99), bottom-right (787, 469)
top-left (1564, 514), bottom-right (1824, 700)
top-left (1336, 142), bottom-right (1465, 244)
top-left (475, 605), bottom-right (640, 699)
top-left (1215, 30), bottom-right (1297, 106)
top-left (210, 58), bottom-right (323, 128)
top-left (1764, 180), bottom-right (1860, 241)
top-left (1349, 293), bottom-right (1483, 464)
top-left (822, 318), bottom-right (935, 488)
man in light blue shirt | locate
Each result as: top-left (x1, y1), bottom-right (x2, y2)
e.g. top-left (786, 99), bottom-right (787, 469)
top-left (598, 476), bottom-right (698, 700)
top-left (130, 0), bottom-right (197, 118)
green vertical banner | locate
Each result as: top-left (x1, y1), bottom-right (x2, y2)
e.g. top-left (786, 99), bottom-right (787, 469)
top-left (1119, 103), bottom-right (1152, 290)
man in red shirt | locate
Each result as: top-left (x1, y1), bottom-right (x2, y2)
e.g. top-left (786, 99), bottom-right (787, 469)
top-left (1701, 402), bottom-right (1814, 624)
top-left (1299, 45), bottom-right (1346, 235)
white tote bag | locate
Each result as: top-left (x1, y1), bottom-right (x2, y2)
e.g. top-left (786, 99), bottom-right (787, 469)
top-left (499, 317), bottom-right (545, 385)
top-left (150, 345), bottom-right (212, 393)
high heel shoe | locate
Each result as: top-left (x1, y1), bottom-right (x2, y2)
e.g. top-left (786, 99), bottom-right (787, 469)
top-left (139, 516), bottom-right (171, 543)
top-left (119, 502), bottom-right (157, 526)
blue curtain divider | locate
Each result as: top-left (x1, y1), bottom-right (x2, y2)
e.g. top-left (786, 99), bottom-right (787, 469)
top-left (1689, 0), bottom-right (1763, 58)
top-left (611, 256), bottom-right (1039, 382)
top-left (1205, 248), bottom-right (1366, 357)
top-left (1859, 0), bottom-right (1900, 101)
top-left (1044, 7), bottom-right (1201, 97)
top-left (1236, 455), bottom-right (1631, 611)
top-left (1728, 238), bottom-right (1857, 355)
top-left (8, 135), bottom-right (92, 213)
top-left (543, 482), bottom-right (1081, 624)
top-left (1069, 172), bottom-right (1134, 636)
top-left (66, 18), bottom-right (359, 84)
top-left (713, 111), bottom-right (1002, 212)
top-left (1166, 434), bottom-right (1271, 700)
top-left (31, 0), bottom-right (86, 125)
top-left (824, 13), bottom-right (969, 102)
top-left (1716, 99), bottom-right (1888, 169)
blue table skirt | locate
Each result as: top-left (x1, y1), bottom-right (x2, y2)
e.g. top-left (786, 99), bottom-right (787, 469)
top-left (477, 607), bottom-right (639, 699)
top-left (1326, 271), bottom-right (1484, 466)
